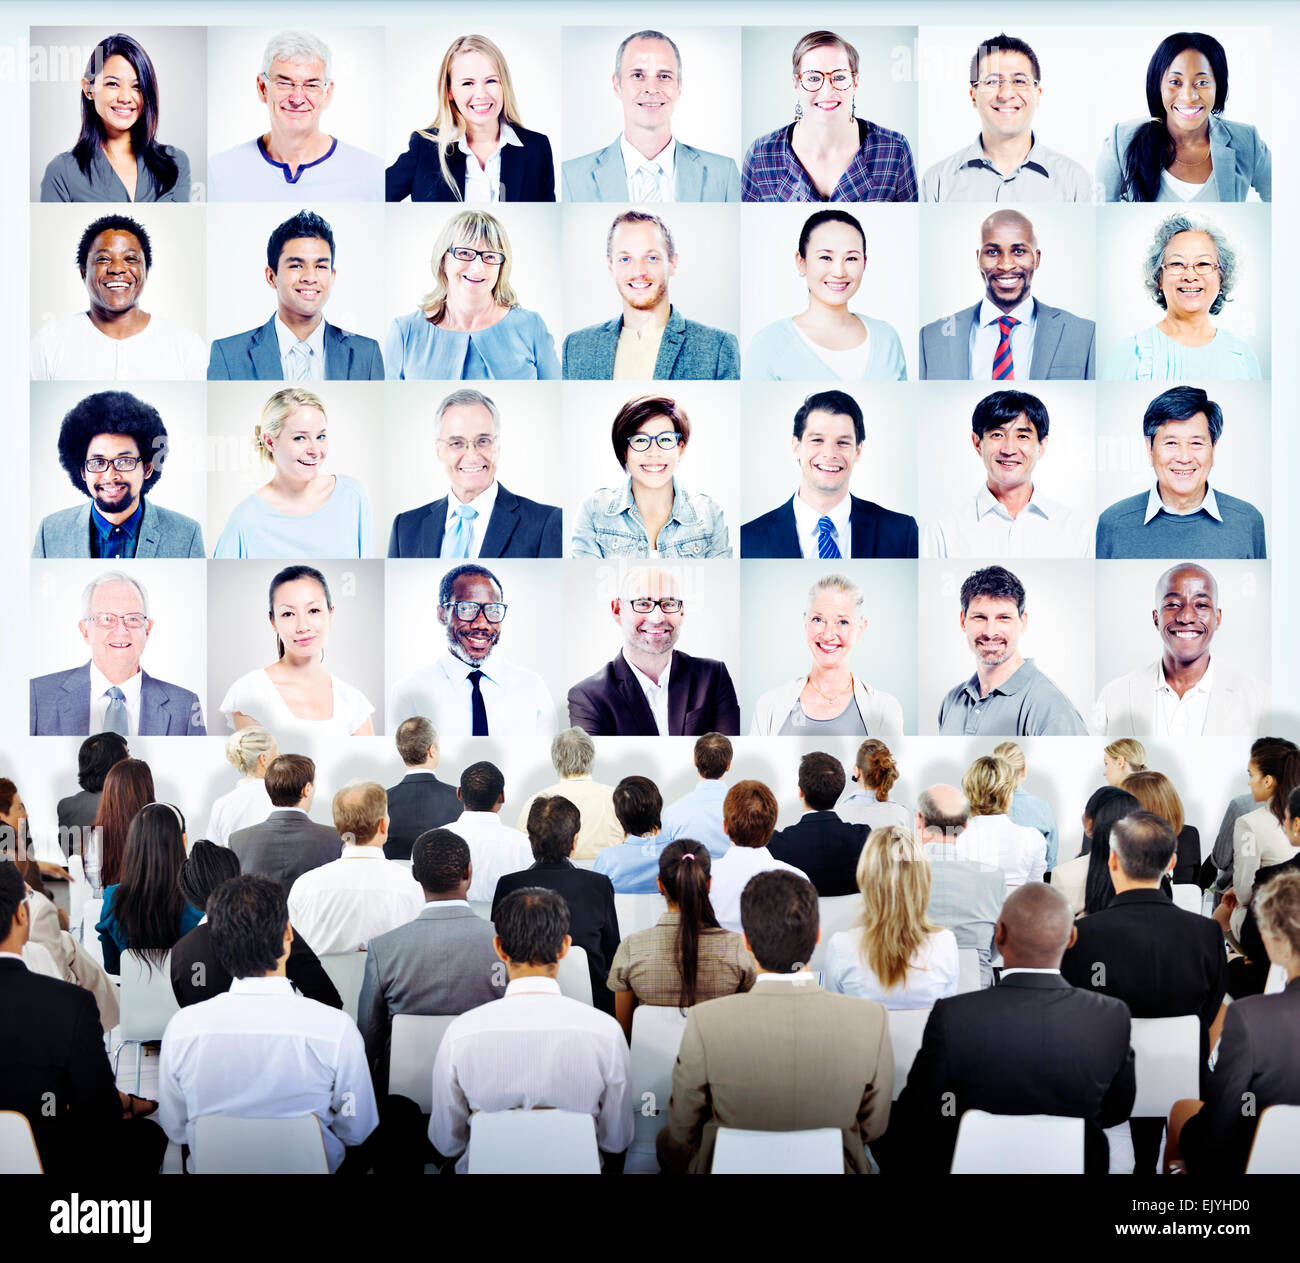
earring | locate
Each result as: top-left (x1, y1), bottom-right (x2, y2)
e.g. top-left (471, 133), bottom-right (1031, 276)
top-left (794, 100), bottom-right (803, 122)
top-left (850, 96), bottom-right (857, 123)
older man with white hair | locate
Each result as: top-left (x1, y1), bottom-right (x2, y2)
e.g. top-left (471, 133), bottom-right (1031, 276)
top-left (515, 728), bottom-right (623, 860)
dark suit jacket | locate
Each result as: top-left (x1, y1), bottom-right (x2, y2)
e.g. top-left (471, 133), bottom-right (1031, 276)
top-left (492, 860), bottom-right (620, 1017)
top-left (741, 495), bottom-right (919, 559)
top-left (169, 920), bottom-right (341, 1009)
top-left (890, 972), bottom-right (1135, 1174)
top-left (229, 810), bottom-right (341, 894)
top-left (567, 649), bottom-right (740, 737)
top-left (30, 664), bottom-right (205, 736)
top-left (769, 811), bottom-right (868, 897)
top-left (56, 788), bottom-right (101, 858)
top-left (1230, 851), bottom-right (1300, 998)
top-left (387, 482), bottom-right (562, 558)
top-left (207, 315), bottom-right (384, 381)
top-left (384, 772), bottom-right (463, 860)
top-left (385, 125), bottom-right (556, 202)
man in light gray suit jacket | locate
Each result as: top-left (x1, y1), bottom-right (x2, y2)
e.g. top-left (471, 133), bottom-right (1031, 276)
top-left (228, 755), bottom-right (340, 894)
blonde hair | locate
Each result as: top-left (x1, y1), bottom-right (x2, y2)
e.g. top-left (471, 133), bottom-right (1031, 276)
top-left (855, 826), bottom-right (938, 991)
top-left (806, 572), bottom-right (864, 613)
top-left (225, 727), bottom-right (276, 778)
top-left (1123, 770), bottom-right (1185, 835)
top-left (1104, 738), bottom-right (1148, 773)
top-left (332, 780), bottom-right (388, 845)
top-left (855, 739), bottom-right (898, 802)
top-left (420, 210), bottom-right (518, 322)
top-left (962, 755), bottom-right (1016, 817)
top-left (254, 388), bottom-right (327, 466)
top-left (418, 35), bottom-right (525, 202)
top-left (992, 741), bottom-right (1026, 777)
top-left (1255, 870), bottom-right (1300, 960)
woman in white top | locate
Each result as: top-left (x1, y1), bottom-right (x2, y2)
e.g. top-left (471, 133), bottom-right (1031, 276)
top-left (958, 755), bottom-right (1047, 888)
top-left (823, 825), bottom-right (958, 1009)
top-left (750, 573), bottom-right (904, 737)
top-left (220, 565), bottom-right (374, 741)
top-left (839, 738), bottom-right (910, 830)
top-left (204, 726), bottom-right (277, 847)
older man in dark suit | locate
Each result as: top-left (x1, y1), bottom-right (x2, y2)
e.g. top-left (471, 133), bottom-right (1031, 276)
top-left (384, 717), bottom-right (462, 860)
top-left (229, 755), bottom-right (339, 894)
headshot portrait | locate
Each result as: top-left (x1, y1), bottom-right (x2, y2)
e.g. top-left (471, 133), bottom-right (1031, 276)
top-left (206, 26), bottom-right (385, 201)
top-left (32, 27), bottom-right (204, 203)
top-left (30, 208), bottom-right (206, 381)
top-left (562, 26), bottom-right (741, 202)
top-left (562, 206), bottom-right (740, 381)
top-left (30, 563), bottom-right (206, 737)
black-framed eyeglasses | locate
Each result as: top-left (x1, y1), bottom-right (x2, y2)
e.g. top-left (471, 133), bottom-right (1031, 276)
top-left (797, 70), bottom-right (854, 91)
top-left (84, 457), bottom-right (144, 473)
top-left (627, 597), bottom-right (683, 614)
top-left (447, 247), bottom-right (506, 266)
top-left (626, 432), bottom-right (683, 452)
top-left (444, 600), bottom-right (507, 623)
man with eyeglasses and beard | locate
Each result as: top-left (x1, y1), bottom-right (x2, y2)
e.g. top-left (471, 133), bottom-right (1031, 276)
top-left (388, 563), bottom-right (556, 737)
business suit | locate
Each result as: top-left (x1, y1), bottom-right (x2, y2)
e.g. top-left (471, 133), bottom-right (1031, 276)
top-left (229, 810), bottom-right (341, 894)
top-left (769, 811), bottom-right (868, 897)
top-left (1092, 660), bottom-right (1269, 738)
top-left (919, 299), bottom-right (1096, 380)
top-left (387, 482), bottom-right (562, 559)
top-left (33, 497), bottom-right (204, 559)
top-left (207, 315), bottom-right (384, 381)
top-left (1230, 852), bottom-right (1300, 999)
top-left (741, 494), bottom-right (919, 559)
top-left (30, 664), bottom-right (206, 737)
top-left (170, 920), bottom-right (342, 1009)
top-left (562, 307), bottom-right (740, 380)
top-left (386, 125), bottom-right (556, 202)
top-left (657, 977), bottom-right (893, 1174)
top-left (562, 137), bottom-right (741, 202)
top-left (383, 772), bottom-right (462, 861)
top-left (56, 788), bottom-right (100, 859)
top-left (1097, 115), bottom-right (1271, 203)
top-left (568, 649), bottom-right (740, 737)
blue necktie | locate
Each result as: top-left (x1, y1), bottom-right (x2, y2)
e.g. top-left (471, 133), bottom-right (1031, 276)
top-left (817, 517), bottom-right (841, 560)
top-left (444, 503), bottom-right (478, 559)
top-left (104, 686), bottom-right (128, 736)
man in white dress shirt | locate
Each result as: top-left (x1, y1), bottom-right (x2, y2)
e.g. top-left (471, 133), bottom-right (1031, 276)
top-left (446, 762), bottom-right (534, 902)
top-left (158, 874), bottom-right (379, 1173)
top-left (922, 389), bottom-right (1091, 558)
top-left (514, 728), bottom-right (624, 860)
top-left (286, 781), bottom-right (423, 954)
top-left (708, 780), bottom-right (807, 934)
top-left (429, 887), bottom-right (632, 1172)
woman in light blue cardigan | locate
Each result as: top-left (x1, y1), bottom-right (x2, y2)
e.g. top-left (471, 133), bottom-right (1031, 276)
top-left (745, 209), bottom-right (906, 382)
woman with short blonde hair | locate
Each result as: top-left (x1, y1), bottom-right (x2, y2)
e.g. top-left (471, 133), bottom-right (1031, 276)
top-left (959, 755), bottom-right (1048, 887)
top-left (204, 726), bottom-right (278, 848)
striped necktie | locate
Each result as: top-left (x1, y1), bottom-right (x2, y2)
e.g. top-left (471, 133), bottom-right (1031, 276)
top-left (633, 162), bottom-right (664, 203)
top-left (289, 341), bottom-right (313, 381)
top-left (817, 516), bottom-right (841, 560)
top-left (992, 315), bottom-right (1019, 380)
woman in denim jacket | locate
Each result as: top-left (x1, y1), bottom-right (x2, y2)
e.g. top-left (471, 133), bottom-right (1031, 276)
top-left (571, 395), bottom-right (731, 559)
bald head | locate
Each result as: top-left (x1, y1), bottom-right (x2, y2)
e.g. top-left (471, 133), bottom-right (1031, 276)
top-left (1154, 562), bottom-right (1217, 607)
top-left (995, 883), bottom-right (1075, 969)
top-left (916, 784), bottom-right (970, 843)
top-left (981, 209), bottom-right (1036, 244)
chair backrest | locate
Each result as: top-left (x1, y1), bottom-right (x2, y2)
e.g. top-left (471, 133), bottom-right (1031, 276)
top-left (887, 1008), bottom-right (932, 1101)
top-left (118, 950), bottom-right (180, 1041)
top-left (950, 1110), bottom-right (1084, 1174)
top-left (712, 1127), bottom-right (842, 1174)
top-left (1130, 1015), bottom-right (1200, 1118)
top-left (614, 892), bottom-right (667, 940)
top-left (956, 947), bottom-right (981, 994)
top-left (809, 894), bottom-right (861, 976)
top-left (556, 944), bottom-right (592, 1005)
top-left (468, 1109), bottom-right (600, 1174)
top-left (193, 1114), bottom-right (329, 1174)
top-left (1170, 883), bottom-right (1202, 914)
top-left (626, 1005), bottom-right (690, 1174)
top-left (389, 1014), bottom-right (458, 1114)
top-left (319, 951), bottom-right (367, 1023)
top-left (0, 1111), bottom-right (43, 1174)
top-left (1246, 1104), bottom-right (1300, 1174)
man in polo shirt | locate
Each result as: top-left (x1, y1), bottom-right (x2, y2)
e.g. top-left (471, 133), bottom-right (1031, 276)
top-left (921, 33), bottom-right (1091, 202)
top-left (937, 565), bottom-right (1086, 736)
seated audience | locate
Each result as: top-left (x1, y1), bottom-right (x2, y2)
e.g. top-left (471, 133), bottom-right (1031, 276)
top-left (1224, 742), bottom-right (1300, 943)
top-left (995, 740), bottom-right (1060, 870)
top-left (445, 761), bottom-right (533, 902)
top-left (514, 728), bottom-right (623, 859)
top-left (709, 780), bottom-right (808, 933)
top-left (22, 871), bottom-right (119, 1030)
top-left (205, 727), bottom-right (276, 848)
top-left (384, 717), bottom-right (462, 860)
top-left (1123, 769), bottom-right (1201, 885)
top-left (1228, 784), bottom-right (1300, 998)
top-left (839, 738), bottom-right (910, 831)
top-left (88, 755), bottom-right (155, 894)
top-left (660, 733), bottom-right (733, 858)
top-left (1210, 738), bottom-right (1298, 893)
top-left (593, 775), bottom-right (669, 893)
top-left (769, 751), bottom-right (867, 895)
top-left (1053, 786), bottom-right (1140, 916)
top-left (957, 755), bottom-right (1047, 888)
top-left (57, 731), bottom-right (129, 858)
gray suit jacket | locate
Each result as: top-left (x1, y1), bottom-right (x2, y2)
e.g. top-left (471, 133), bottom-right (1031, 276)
top-left (1097, 115), bottom-right (1271, 203)
top-left (229, 810), bottom-right (341, 895)
top-left (30, 664), bottom-right (205, 736)
top-left (562, 305), bottom-right (739, 380)
top-left (207, 315), bottom-right (384, 381)
top-left (919, 300), bottom-right (1096, 380)
top-left (562, 137), bottom-right (741, 202)
top-left (33, 498), bottom-right (204, 559)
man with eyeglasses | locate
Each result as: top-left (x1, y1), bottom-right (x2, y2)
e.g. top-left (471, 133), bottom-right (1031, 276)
top-left (388, 563), bottom-right (557, 738)
top-left (567, 566), bottom-right (740, 736)
top-left (921, 34), bottom-right (1092, 202)
top-left (387, 389), bottom-right (561, 558)
top-left (30, 572), bottom-right (206, 736)
top-left (208, 30), bottom-right (382, 202)
top-left (34, 390), bottom-right (204, 558)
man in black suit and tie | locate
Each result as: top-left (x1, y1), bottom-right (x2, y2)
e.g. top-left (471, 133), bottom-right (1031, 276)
top-left (567, 565), bottom-right (740, 736)
top-left (388, 388), bottom-right (562, 558)
top-left (741, 389), bottom-right (918, 559)
top-left (769, 752), bottom-right (867, 896)
top-left (228, 754), bottom-right (340, 894)
top-left (384, 717), bottom-right (462, 860)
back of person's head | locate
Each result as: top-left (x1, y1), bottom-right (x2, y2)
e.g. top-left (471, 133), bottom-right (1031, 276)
top-left (395, 716), bottom-right (437, 767)
top-left (1255, 870), bottom-right (1300, 962)
top-left (412, 828), bottom-right (471, 895)
top-left (998, 882), bottom-right (1074, 968)
top-left (1104, 738), bottom-right (1148, 773)
top-left (740, 870), bottom-right (819, 973)
top-left (77, 732), bottom-right (130, 793)
top-left (693, 733), bottom-right (732, 780)
top-left (332, 781), bottom-right (387, 845)
top-left (526, 795), bottom-right (580, 863)
top-left (992, 741), bottom-right (1026, 779)
top-left (855, 739), bottom-right (899, 802)
top-left (962, 755), bottom-right (1016, 817)
top-left (613, 775), bottom-right (662, 837)
top-left (1084, 784), bottom-right (1133, 834)
top-left (916, 785), bottom-right (970, 840)
top-left (723, 780), bottom-right (778, 849)
top-left (1109, 811), bottom-right (1177, 884)
top-left (207, 874), bottom-right (289, 981)
top-left (114, 802), bottom-right (188, 970)
top-left (494, 887), bottom-right (570, 966)
top-left (0, 860), bottom-right (25, 944)
top-left (264, 754), bottom-right (314, 807)
top-left (658, 840), bottom-right (720, 1008)
top-left (798, 751), bottom-right (845, 812)
top-left (1289, 784), bottom-right (1300, 828)
top-left (1084, 791), bottom-right (1141, 914)
top-left (459, 761), bottom-right (505, 812)
top-left (1253, 741), bottom-right (1300, 825)
top-left (178, 839), bottom-right (241, 912)
top-left (1122, 770), bottom-right (1185, 835)
top-left (224, 726), bottom-right (275, 778)
top-left (93, 756), bottom-right (155, 888)
top-left (550, 727), bottom-right (595, 778)
top-left (857, 826), bottom-right (936, 991)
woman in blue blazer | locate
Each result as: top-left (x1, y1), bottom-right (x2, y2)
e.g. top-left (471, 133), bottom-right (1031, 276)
top-left (386, 34), bottom-right (555, 203)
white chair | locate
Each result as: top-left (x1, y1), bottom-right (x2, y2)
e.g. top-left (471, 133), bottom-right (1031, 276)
top-left (114, 950), bottom-right (179, 1095)
top-left (192, 1114), bottom-right (329, 1174)
top-left (1130, 1015), bottom-right (1199, 1118)
top-left (80, 897), bottom-right (105, 965)
top-left (1171, 883), bottom-right (1202, 914)
top-left (467, 1109), bottom-right (600, 1174)
top-left (388, 1014), bottom-right (458, 1114)
top-left (711, 1127), bottom-right (841, 1174)
top-left (950, 1111), bottom-right (1084, 1174)
top-left (319, 952), bottom-right (367, 1022)
top-left (614, 892), bottom-right (667, 940)
top-left (809, 894), bottom-right (860, 977)
top-left (1265, 964), bottom-right (1287, 995)
top-left (0, 1111), bottom-right (43, 1173)
top-left (469, 901), bottom-right (494, 922)
top-left (556, 944), bottom-right (593, 1005)
top-left (956, 948), bottom-right (981, 994)
top-left (626, 1005), bottom-right (689, 1174)
top-left (886, 1008), bottom-right (932, 1101)
top-left (1246, 1104), bottom-right (1300, 1173)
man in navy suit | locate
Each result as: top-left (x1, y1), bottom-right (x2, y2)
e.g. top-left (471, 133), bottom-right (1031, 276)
top-left (388, 388), bottom-right (562, 558)
top-left (741, 389), bottom-right (918, 559)
top-left (208, 210), bottom-right (383, 381)
top-left (30, 572), bottom-right (205, 737)
top-left (769, 752), bottom-right (867, 897)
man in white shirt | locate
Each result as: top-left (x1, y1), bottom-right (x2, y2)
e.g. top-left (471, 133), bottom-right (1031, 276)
top-left (158, 873), bottom-right (379, 1172)
top-left (286, 781), bottom-right (423, 954)
top-left (429, 887), bottom-right (632, 1172)
top-left (922, 389), bottom-right (1092, 558)
top-left (514, 728), bottom-right (623, 860)
top-left (709, 780), bottom-right (807, 934)
top-left (446, 762), bottom-right (534, 902)
top-left (661, 732), bottom-right (732, 858)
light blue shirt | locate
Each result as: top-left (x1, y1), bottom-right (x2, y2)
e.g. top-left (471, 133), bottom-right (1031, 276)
top-left (660, 780), bottom-right (729, 858)
top-left (744, 315), bottom-right (906, 381)
top-left (274, 316), bottom-right (327, 381)
top-left (1009, 788), bottom-right (1059, 870)
top-left (592, 833), bottom-right (670, 893)
top-left (570, 478), bottom-right (730, 559)
top-left (1102, 325), bottom-right (1261, 382)
top-left (969, 296), bottom-right (1037, 379)
top-left (213, 473), bottom-right (374, 559)
top-left (383, 307), bottom-right (560, 381)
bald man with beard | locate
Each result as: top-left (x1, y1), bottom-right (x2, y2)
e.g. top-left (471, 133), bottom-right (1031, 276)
top-left (884, 883), bottom-right (1134, 1174)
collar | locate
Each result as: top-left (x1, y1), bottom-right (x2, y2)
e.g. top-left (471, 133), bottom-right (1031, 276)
top-left (999, 967), bottom-right (1060, 977)
top-left (0, 951), bottom-right (26, 965)
top-left (505, 976), bottom-right (562, 997)
top-left (455, 120), bottom-right (522, 157)
top-left (229, 975), bottom-right (294, 995)
top-left (754, 971), bottom-right (817, 985)
top-left (978, 295), bottom-right (1036, 328)
top-left (1158, 657), bottom-right (1215, 696)
top-left (611, 476), bottom-right (696, 526)
top-left (421, 899), bottom-right (470, 911)
top-left (438, 647), bottom-right (503, 688)
top-left (448, 477), bottom-right (498, 523)
top-left (90, 498), bottom-right (144, 543)
top-left (1109, 887), bottom-right (1174, 905)
top-left (89, 660), bottom-right (142, 707)
top-left (620, 133), bottom-right (675, 180)
top-left (963, 658), bottom-right (1035, 700)
top-left (622, 648), bottom-right (672, 696)
top-left (792, 488), bottom-right (852, 543)
top-left (1144, 483), bottom-right (1221, 523)
top-left (962, 133), bottom-right (1051, 176)
top-left (974, 483), bottom-right (1052, 522)
top-left (340, 845), bottom-right (386, 859)
top-left (256, 134), bottom-right (338, 181)
top-left (275, 314), bottom-right (327, 361)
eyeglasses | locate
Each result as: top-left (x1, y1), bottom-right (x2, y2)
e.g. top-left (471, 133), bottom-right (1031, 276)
top-left (972, 75), bottom-right (1038, 91)
top-left (445, 601), bottom-right (507, 623)
top-left (84, 457), bottom-right (144, 473)
top-left (85, 612), bottom-right (148, 630)
top-left (1160, 260), bottom-right (1221, 277)
top-left (447, 247), bottom-right (506, 266)
top-left (438, 436), bottom-right (498, 452)
top-left (626, 597), bottom-right (683, 614)
top-left (626, 432), bottom-right (683, 452)
top-left (264, 75), bottom-right (328, 97)
top-left (797, 70), bottom-right (854, 91)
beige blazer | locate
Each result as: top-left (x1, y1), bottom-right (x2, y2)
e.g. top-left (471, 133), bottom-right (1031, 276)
top-left (1092, 659), bottom-right (1268, 737)
top-left (27, 891), bottom-right (120, 1030)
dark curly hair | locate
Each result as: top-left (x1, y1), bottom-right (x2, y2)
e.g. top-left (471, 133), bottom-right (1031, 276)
top-left (77, 214), bottom-right (152, 274)
top-left (56, 391), bottom-right (168, 498)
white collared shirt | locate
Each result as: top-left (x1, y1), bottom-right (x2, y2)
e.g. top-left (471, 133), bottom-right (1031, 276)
top-left (753, 970), bottom-right (818, 986)
top-left (88, 663), bottom-right (142, 736)
top-left (430, 974), bottom-right (632, 1172)
top-left (445, 810), bottom-right (535, 902)
top-left (204, 776), bottom-right (274, 848)
top-left (157, 974), bottom-right (379, 1173)
top-left (457, 121), bottom-right (522, 203)
top-left (1154, 658), bottom-right (1215, 737)
top-left (274, 315), bottom-right (327, 381)
top-left (388, 649), bottom-right (556, 738)
top-left (955, 814), bottom-right (1047, 889)
top-left (285, 845), bottom-right (424, 955)
top-left (440, 480), bottom-right (499, 560)
top-left (969, 296), bottom-right (1037, 380)
top-left (709, 846), bottom-right (808, 935)
top-left (623, 650), bottom-right (672, 736)
top-left (791, 490), bottom-right (852, 559)
top-left (922, 484), bottom-right (1093, 559)
top-left (621, 134), bottom-right (676, 202)
top-left (1144, 483), bottom-right (1223, 523)
top-left (999, 967), bottom-right (1061, 978)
